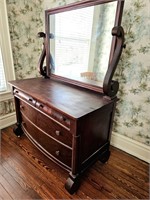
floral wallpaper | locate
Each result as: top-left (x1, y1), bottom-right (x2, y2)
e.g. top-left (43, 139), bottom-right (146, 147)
top-left (0, 99), bottom-right (15, 116)
top-left (4, 0), bottom-right (150, 146)
top-left (6, 0), bottom-right (44, 79)
top-left (113, 0), bottom-right (150, 146)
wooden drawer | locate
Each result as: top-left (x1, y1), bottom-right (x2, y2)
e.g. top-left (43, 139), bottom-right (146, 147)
top-left (20, 100), bottom-right (72, 147)
top-left (36, 101), bottom-right (71, 128)
top-left (14, 89), bottom-right (71, 128)
top-left (22, 114), bottom-right (72, 169)
top-left (13, 89), bottom-right (36, 106)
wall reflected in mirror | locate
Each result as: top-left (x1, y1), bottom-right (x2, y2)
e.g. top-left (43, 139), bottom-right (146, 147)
top-left (49, 1), bottom-right (117, 86)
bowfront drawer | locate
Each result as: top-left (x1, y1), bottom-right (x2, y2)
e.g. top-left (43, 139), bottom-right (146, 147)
top-left (20, 100), bottom-right (72, 147)
top-left (22, 115), bottom-right (72, 169)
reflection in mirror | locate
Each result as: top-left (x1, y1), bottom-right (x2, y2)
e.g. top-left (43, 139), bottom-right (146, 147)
top-left (49, 1), bottom-right (117, 86)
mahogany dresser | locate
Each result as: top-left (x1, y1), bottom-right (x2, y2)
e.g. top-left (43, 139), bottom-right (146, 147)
top-left (10, 77), bottom-right (117, 194)
top-left (9, 0), bottom-right (125, 194)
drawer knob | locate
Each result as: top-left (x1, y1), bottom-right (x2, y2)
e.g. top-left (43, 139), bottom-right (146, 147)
top-left (55, 150), bottom-right (60, 156)
top-left (28, 98), bottom-right (33, 102)
top-left (55, 130), bottom-right (60, 136)
top-left (20, 105), bottom-right (24, 109)
top-left (14, 90), bottom-right (19, 94)
top-left (39, 104), bottom-right (44, 108)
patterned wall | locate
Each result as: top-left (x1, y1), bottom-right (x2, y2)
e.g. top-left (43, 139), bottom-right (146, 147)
top-left (5, 0), bottom-right (150, 146)
top-left (114, 0), bottom-right (150, 146)
top-left (0, 99), bottom-right (15, 116)
top-left (6, 0), bottom-right (44, 79)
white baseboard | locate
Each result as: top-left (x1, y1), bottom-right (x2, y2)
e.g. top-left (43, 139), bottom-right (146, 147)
top-left (111, 132), bottom-right (150, 163)
top-left (0, 112), bottom-right (16, 130)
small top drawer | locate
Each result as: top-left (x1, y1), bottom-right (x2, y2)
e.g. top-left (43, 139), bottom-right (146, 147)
top-left (14, 89), bottom-right (71, 129)
top-left (20, 100), bottom-right (72, 147)
top-left (36, 101), bottom-right (71, 128)
top-left (14, 89), bottom-right (36, 106)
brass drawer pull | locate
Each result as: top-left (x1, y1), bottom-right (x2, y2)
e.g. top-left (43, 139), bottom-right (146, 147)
top-left (55, 130), bottom-right (60, 136)
top-left (55, 150), bottom-right (60, 156)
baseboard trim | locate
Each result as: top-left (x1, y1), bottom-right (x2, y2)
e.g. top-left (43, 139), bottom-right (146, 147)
top-left (111, 132), bottom-right (150, 163)
top-left (0, 113), bottom-right (16, 130)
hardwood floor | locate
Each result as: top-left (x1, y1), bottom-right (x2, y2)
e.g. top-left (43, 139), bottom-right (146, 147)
top-left (0, 125), bottom-right (149, 199)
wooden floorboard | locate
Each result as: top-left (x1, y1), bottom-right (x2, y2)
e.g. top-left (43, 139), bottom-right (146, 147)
top-left (0, 125), bottom-right (149, 199)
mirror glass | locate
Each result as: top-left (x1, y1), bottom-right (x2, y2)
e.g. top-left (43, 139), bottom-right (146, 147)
top-left (49, 1), bottom-right (117, 87)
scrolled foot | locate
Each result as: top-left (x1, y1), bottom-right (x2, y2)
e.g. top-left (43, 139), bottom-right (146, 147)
top-left (99, 150), bottom-right (110, 163)
top-left (13, 124), bottom-right (23, 137)
top-left (65, 176), bottom-right (80, 195)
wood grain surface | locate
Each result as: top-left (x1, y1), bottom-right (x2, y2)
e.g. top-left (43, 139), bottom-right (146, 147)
top-left (1, 125), bottom-right (149, 199)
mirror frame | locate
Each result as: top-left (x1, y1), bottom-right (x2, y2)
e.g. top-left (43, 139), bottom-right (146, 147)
top-left (39, 0), bottom-right (125, 97)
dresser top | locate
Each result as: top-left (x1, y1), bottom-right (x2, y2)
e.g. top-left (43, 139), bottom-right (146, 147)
top-left (9, 78), bottom-right (113, 118)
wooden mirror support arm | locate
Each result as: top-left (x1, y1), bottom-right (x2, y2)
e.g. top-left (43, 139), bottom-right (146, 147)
top-left (37, 32), bottom-right (48, 78)
top-left (103, 26), bottom-right (125, 97)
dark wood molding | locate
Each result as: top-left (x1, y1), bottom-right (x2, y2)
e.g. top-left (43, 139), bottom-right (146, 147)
top-left (109, 0), bottom-right (125, 64)
top-left (45, 0), bottom-right (119, 15)
top-left (103, 26), bottom-right (125, 97)
top-left (37, 32), bottom-right (47, 77)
